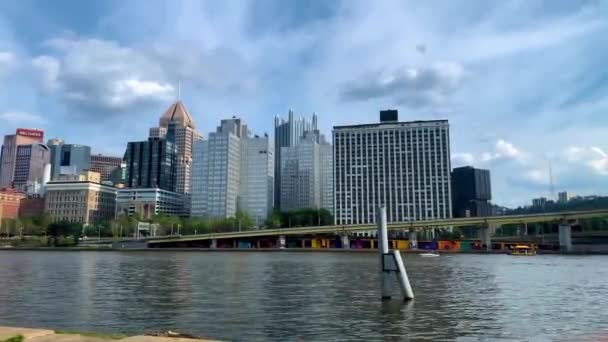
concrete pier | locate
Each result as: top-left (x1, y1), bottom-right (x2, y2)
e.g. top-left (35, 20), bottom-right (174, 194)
top-left (559, 224), bottom-right (573, 253)
top-left (479, 226), bottom-right (492, 251)
top-left (341, 234), bottom-right (350, 249)
top-left (408, 229), bottom-right (418, 249)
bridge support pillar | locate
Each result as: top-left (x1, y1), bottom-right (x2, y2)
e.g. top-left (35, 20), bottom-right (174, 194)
top-left (278, 235), bottom-right (286, 249)
top-left (211, 238), bottom-right (217, 249)
top-left (480, 227), bottom-right (492, 251)
top-left (559, 224), bottom-right (573, 253)
top-left (408, 229), bottom-right (418, 249)
top-left (341, 234), bottom-right (350, 249)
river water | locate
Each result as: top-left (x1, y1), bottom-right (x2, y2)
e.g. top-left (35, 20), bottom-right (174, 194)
top-left (0, 251), bottom-right (607, 341)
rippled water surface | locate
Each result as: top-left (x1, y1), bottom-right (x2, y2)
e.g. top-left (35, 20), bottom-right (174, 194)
top-left (0, 251), bottom-right (607, 341)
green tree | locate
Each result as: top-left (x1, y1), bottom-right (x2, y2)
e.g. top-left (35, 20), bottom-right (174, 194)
top-left (265, 211), bottom-right (282, 229)
top-left (46, 221), bottom-right (82, 246)
top-left (235, 210), bottom-right (254, 231)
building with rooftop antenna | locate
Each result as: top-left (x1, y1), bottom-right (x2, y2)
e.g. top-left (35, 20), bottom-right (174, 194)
top-left (149, 101), bottom-right (203, 194)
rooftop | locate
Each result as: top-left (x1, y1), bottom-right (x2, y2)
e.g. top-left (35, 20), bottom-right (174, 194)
top-left (159, 101), bottom-right (196, 129)
top-left (334, 119), bottom-right (448, 130)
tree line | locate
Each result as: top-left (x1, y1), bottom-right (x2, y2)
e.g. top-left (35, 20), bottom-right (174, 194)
top-left (1, 207), bottom-right (335, 245)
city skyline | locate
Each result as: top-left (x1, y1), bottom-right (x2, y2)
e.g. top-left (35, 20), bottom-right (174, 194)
top-left (0, 1), bottom-right (607, 207)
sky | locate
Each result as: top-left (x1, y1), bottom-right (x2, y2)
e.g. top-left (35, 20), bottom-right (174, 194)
top-left (0, 0), bottom-right (607, 208)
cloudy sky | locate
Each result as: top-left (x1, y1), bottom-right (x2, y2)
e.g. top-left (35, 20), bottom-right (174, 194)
top-left (0, 0), bottom-right (607, 207)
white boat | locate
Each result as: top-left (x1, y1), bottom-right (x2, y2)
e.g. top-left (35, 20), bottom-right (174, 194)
top-left (420, 252), bottom-right (440, 257)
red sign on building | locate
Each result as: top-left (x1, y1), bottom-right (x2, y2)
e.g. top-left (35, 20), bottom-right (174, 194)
top-left (16, 128), bottom-right (44, 141)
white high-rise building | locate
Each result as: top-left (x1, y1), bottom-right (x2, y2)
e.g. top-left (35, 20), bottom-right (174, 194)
top-left (333, 110), bottom-right (452, 225)
top-left (191, 118), bottom-right (274, 225)
top-left (191, 118), bottom-right (245, 219)
top-left (239, 134), bottom-right (274, 226)
top-left (280, 131), bottom-right (333, 213)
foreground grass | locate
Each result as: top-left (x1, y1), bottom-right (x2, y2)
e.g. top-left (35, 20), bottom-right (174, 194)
top-left (55, 330), bottom-right (128, 340)
top-left (2, 335), bottom-right (24, 342)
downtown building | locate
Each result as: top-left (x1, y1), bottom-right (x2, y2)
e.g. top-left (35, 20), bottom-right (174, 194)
top-left (12, 143), bottom-right (50, 193)
top-left (0, 188), bottom-right (27, 220)
top-left (274, 110), bottom-right (318, 210)
top-left (451, 166), bottom-right (492, 217)
top-left (333, 110), bottom-right (452, 225)
top-left (47, 138), bottom-right (91, 180)
top-left (118, 101), bottom-right (199, 219)
top-left (45, 171), bottom-right (117, 225)
top-left (191, 118), bottom-right (274, 226)
top-left (120, 135), bottom-right (185, 219)
top-left (149, 101), bottom-right (203, 194)
top-left (0, 128), bottom-right (45, 189)
top-left (280, 130), bottom-right (333, 213)
top-left (90, 154), bottom-right (123, 183)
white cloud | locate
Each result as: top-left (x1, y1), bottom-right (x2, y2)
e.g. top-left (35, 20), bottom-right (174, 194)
top-left (340, 62), bottom-right (466, 108)
top-left (495, 139), bottom-right (521, 159)
top-left (110, 79), bottom-right (174, 107)
top-left (478, 139), bottom-right (525, 163)
top-left (0, 51), bottom-right (17, 76)
top-left (563, 146), bottom-right (608, 175)
top-left (0, 111), bottom-right (46, 124)
top-left (0, 51), bottom-right (15, 65)
top-left (451, 152), bottom-right (475, 166)
top-left (32, 55), bottom-right (60, 89)
top-left (29, 36), bottom-right (250, 116)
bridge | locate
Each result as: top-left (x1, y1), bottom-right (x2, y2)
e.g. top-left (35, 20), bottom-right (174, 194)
top-left (141, 209), bottom-right (608, 252)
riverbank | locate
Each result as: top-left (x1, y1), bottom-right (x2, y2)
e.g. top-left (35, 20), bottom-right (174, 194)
top-left (0, 326), bottom-right (219, 342)
top-left (0, 246), bottom-right (582, 254)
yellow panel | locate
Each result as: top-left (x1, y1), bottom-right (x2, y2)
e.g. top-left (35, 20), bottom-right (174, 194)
top-left (397, 240), bottom-right (409, 250)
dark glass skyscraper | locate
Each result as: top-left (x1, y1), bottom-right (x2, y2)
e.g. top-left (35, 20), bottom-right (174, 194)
top-left (273, 109), bottom-right (317, 210)
top-left (451, 166), bottom-right (492, 217)
top-left (124, 137), bottom-right (177, 192)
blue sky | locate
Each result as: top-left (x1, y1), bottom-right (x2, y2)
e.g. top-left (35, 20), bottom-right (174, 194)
top-left (0, 0), bottom-right (607, 207)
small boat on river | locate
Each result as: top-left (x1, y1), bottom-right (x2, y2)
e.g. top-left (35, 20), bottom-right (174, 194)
top-left (508, 245), bottom-right (536, 256)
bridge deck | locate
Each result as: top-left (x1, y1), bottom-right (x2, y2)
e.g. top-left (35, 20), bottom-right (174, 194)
top-left (147, 209), bottom-right (608, 244)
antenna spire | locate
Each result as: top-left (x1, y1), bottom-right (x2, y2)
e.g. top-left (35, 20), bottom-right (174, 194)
top-left (549, 160), bottom-right (555, 201)
top-left (177, 80), bottom-right (181, 101)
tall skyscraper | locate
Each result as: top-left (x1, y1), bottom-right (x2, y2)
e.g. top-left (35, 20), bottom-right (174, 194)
top-left (124, 137), bottom-right (177, 191)
top-left (47, 139), bottom-right (91, 179)
top-left (0, 128), bottom-right (44, 188)
top-left (333, 110), bottom-right (452, 225)
top-left (90, 154), bottom-right (123, 182)
top-left (12, 143), bottom-right (51, 192)
top-left (239, 134), bottom-right (274, 226)
top-left (280, 130), bottom-right (333, 213)
top-left (451, 166), bottom-right (492, 217)
top-left (274, 110), bottom-right (317, 210)
top-left (149, 101), bottom-right (202, 194)
top-left (191, 118), bottom-right (247, 219)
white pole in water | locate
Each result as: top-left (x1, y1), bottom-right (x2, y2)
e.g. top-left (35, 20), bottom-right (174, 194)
top-left (393, 250), bottom-right (415, 300)
top-left (377, 207), bottom-right (392, 300)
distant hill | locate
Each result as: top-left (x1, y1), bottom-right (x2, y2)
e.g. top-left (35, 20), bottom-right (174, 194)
top-left (506, 196), bottom-right (608, 215)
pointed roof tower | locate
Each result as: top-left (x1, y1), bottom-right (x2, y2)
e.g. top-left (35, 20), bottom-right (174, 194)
top-left (159, 101), bottom-right (196, 129)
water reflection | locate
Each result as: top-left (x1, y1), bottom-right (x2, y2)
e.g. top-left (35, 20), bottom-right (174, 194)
top-left (0, 252), bottom-right (607, 341)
